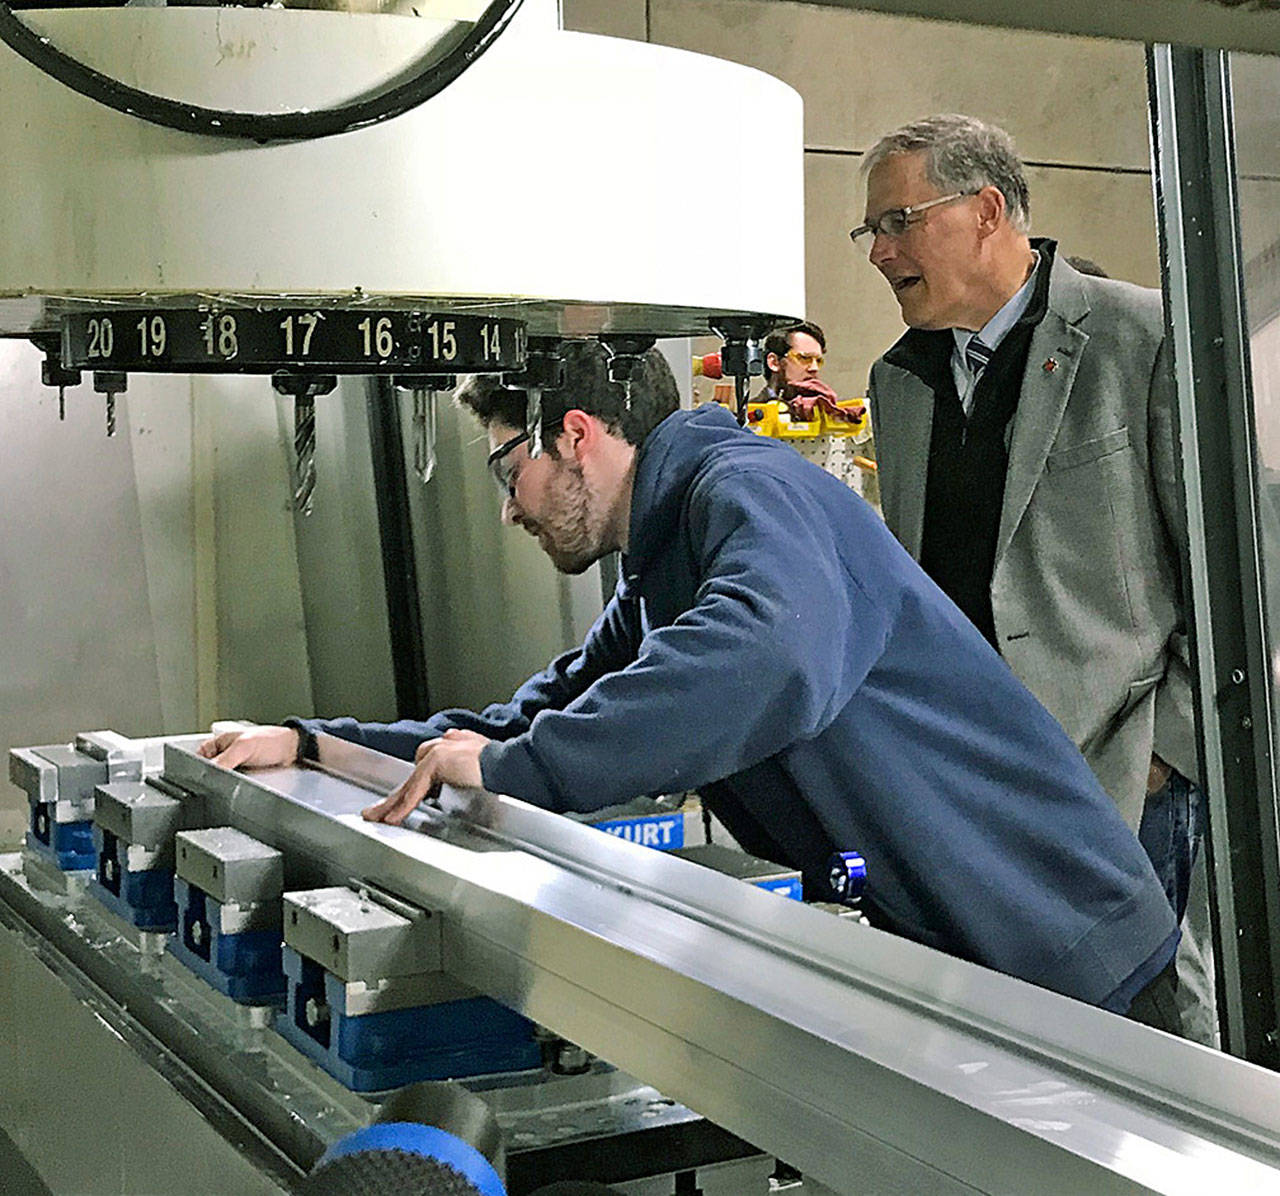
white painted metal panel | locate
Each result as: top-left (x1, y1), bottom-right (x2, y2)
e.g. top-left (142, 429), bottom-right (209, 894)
top-left (0, 8), bottom-right (804, 334)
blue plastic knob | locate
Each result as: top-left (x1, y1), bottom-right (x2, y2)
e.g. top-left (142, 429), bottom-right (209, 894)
top-left (827, 851), bottom-right (867, 902)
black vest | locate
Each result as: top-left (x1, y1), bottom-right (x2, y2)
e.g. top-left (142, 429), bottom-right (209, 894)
top-left (882, 242), bottom-right (1054, 649)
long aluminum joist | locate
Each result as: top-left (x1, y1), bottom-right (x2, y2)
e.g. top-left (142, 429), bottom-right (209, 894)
top-left (164, 735), bottom-right (1280, 1195)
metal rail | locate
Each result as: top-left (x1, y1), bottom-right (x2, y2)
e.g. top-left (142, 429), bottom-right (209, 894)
top-left (1148, 42), bottom-right (1280, 1066)
top-left (157, 735), bottom-right (1280, 1194)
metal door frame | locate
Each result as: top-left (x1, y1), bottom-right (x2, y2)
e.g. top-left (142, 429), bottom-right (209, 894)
top-left (1148, 42), bottom-right (1280, 1064)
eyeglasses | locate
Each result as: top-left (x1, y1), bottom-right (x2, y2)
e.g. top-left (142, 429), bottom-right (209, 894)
top-left (848, 191), bottom-right (975, 254)
top-left (786, 350), bottom-right (825, 369)
top-left (487, 422), bottom-right (562, 499)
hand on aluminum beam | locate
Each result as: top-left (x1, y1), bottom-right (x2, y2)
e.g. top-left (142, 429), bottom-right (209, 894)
top-left (362, 728), bottom-right (490, 825)
top-left (198, 725), bottom-right (301, 770)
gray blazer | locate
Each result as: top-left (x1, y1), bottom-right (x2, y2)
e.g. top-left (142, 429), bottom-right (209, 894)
top-left (868, 253), bottom-right (1195, 828)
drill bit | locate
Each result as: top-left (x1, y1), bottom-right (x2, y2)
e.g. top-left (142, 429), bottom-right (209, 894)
top-left (293, 394), bottom-right (317, 515)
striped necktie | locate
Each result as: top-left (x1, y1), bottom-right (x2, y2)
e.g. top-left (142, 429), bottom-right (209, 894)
top-left (965, 336), bottom-right (993, 378)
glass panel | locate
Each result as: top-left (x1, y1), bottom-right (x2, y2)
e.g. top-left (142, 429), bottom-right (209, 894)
top-left (1229, 53), bottom-right (1280, 742)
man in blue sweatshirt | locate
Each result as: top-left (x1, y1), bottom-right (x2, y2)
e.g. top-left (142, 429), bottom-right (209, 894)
top-left (202, 340), bottom-right (1181, 1029)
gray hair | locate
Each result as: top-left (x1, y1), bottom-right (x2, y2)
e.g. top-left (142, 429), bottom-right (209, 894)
top-left (862, 114), bottom-right (1031, 234)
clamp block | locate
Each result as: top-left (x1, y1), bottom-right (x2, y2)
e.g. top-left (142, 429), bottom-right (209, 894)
top-left (275, 886), bottom-right (539, 1091)
top-left (165, 828), bottom-right (285, 1004)
top-left (87, 780), bottom-right (184, 931)
top-left (11, 744), bottom-right (113, 871)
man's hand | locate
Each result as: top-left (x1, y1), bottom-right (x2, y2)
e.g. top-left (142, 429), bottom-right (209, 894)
top-left (198, 725), bottom-right (301, 770)
top-left (362, 729), bottom-right (491, 825)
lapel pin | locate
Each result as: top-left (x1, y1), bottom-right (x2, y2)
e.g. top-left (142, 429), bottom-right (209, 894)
top-left (1043, 357), bottom-right (1058, 373)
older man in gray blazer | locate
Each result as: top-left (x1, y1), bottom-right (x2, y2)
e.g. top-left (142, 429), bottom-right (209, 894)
top-left (859, 115), bottom-right (1202, 929)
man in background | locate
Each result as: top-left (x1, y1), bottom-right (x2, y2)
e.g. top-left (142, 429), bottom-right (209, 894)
top-left (760, 319), bottom-right (867, 433)
top-left (857, 114), bottom-right (1204, 1023)
top-left (761, 320), bottom-right (836, 403)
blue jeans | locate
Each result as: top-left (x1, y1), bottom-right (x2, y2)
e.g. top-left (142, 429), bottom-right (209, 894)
top-left (1137, 769), bottom-right (1207, 923)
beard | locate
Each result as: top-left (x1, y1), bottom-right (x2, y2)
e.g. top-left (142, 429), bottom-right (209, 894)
top-left (518, 458), bottom-right (610, 575)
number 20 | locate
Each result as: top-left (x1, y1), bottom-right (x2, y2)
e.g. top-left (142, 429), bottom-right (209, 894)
top-left (86, 317), bottom-right (114, 358)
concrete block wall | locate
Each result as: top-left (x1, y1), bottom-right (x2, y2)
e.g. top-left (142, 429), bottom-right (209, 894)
top-left (564, 0), bottom-right (1165, 400)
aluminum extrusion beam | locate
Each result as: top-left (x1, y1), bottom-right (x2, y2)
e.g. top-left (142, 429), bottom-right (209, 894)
top-left (162, 736), bottom-right (1280, 1195)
